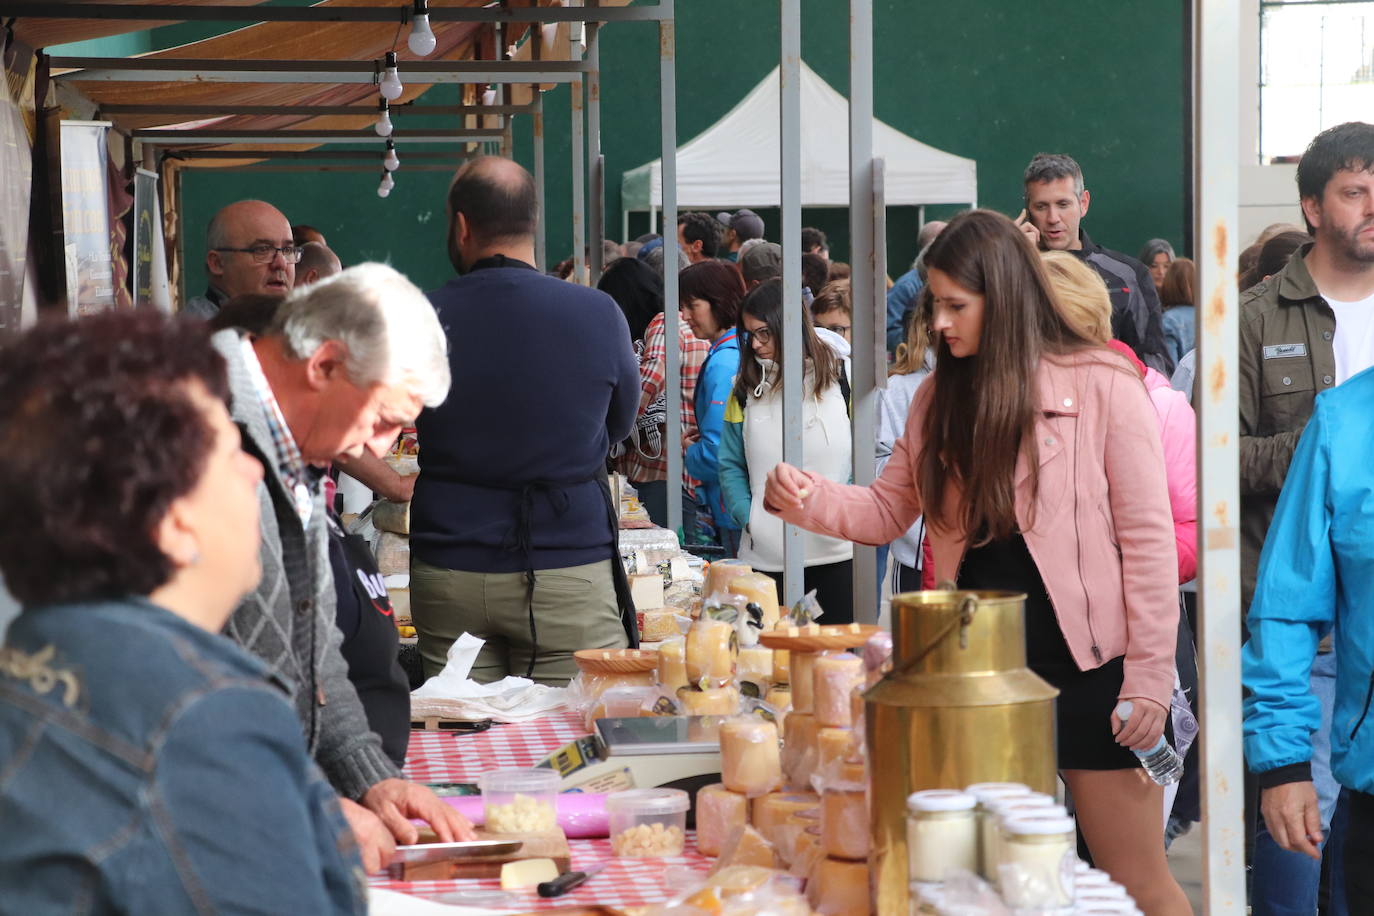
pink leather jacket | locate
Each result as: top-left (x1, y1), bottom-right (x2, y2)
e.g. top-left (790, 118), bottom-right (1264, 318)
top-left (1143, 367), bottom-right (1198, 583)
top-left (771, 350), bottom-right (1180, 708)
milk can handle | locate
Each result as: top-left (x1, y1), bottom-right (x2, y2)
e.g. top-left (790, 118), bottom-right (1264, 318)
top-left (897, 593), bottom-right (980, 671)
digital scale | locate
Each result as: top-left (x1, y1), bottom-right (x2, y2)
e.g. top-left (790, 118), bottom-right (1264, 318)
top-left (539, 716), bottom-right (724, 806)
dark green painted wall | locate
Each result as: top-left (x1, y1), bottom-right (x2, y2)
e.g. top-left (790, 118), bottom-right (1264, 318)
top-left (177, 1), bottom-right (1185, 299)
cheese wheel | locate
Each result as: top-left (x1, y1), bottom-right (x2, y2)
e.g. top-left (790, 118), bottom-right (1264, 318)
top-left (789, 651), bottom-right (817, 714)
top-left (686, 618), bottom-right (737, 687)
top-left (780, 712), bottom-right (819, 791)
top-left (656, 638), bottom-right (688, 692)
top-left (677, 685), bottom-right (740, 716)
top-left (724, 571), bottom-right (781, 630)
top-left (806, 856), bottom-right (872, 915)
top-left (816, 727), bottom-right (857, 779)
top-left (694, 783), bottom-right (749, 857)
top-left (751, 792), bottom-right (820, 847)
top-left (720, 717), bottom-right (783, 797)
top-left (737, 646), bottom-right (774, 685)
top-left (704, 558), bottom-right (753, 598)
top-left (822, 784), bottom-right (870, 861)
top-left (813, 652), bottom-right (865, 728)
top-left (640, 608), bottom-right (688, 643)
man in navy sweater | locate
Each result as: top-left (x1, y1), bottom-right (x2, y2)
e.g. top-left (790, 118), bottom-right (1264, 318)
top-left (410, 157), bottom-right (641, 685)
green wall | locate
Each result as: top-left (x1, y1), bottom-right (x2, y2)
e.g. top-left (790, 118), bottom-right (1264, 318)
top-left (178, 0), bottom-right (1185, 298)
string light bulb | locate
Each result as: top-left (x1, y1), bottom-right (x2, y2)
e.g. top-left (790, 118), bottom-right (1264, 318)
top-left (379, 51), bottom-right (404, 100)
top-left (374, 99), bottom-right (393, 137)
top-left (383, 140), bottom-right (400, 172)
top-left (481, 86), bottom-right (497, 106)
top-left (378, 170), bottom-right (395, 198)
top-left (407, 0), bottom-right (437, 56)
top-left (540, 22), bottom-right (557, 52)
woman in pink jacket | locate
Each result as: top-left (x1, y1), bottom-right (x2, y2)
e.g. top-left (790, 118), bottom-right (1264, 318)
top-left (764, 211), bottom-right (1189, 914)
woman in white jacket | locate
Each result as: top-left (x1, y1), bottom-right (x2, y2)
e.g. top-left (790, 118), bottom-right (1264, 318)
top-left (718, 279), bottom-right (855, 622)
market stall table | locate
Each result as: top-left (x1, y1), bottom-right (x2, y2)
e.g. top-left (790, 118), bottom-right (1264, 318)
top-left (369, 711), bottom-right (716, 911)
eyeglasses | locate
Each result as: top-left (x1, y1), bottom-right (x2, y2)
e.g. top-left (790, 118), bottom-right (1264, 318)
top-left (215, 244), bottom-right (304, 264)
top-left (822, 324), bottom-right (852, 336)
top-left (745, 327), bottom-right (773, 343)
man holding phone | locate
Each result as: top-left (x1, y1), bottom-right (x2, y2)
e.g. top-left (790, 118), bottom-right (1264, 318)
top-left (1015, 152), bottom-right (1172, 374)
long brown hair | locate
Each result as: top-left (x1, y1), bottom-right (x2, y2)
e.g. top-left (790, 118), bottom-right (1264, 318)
top-left (918, 210), bottom-right (1099, 542)
top-left (732, 279), bottom-right (840, 405)
top-left (1160, 257), bottom-right (1196, 308)
top-left (891, 285), bottom-right (933, 376)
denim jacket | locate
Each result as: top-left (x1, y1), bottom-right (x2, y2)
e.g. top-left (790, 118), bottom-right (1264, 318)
top-left (0, 597), bottom-right (367, 915)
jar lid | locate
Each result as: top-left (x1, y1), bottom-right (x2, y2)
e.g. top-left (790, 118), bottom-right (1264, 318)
top-left (478, 767), bottom-right (561, 794)
top-left (605, 787), bottom-right (690, 815)
top-left (964, 782), bottom-right (1029, 798)
top-left (987, 793), bottom-right (1056, 815)
top-left (998, 802), bottom-right (1068, 822)
top-left (1002, 813), bottom-right (1075, 835)
top-left (907, 789), bottom-right (976, 813)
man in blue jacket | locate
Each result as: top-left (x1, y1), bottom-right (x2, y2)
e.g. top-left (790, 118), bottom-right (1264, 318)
top-left (1244, 365), bottom-right (1374, 912)
top-left (411, 157), bottom-right (641, 685)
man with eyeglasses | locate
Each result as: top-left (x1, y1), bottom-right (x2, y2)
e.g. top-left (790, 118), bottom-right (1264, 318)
top-left (184, 200), bottom-right (300, 320)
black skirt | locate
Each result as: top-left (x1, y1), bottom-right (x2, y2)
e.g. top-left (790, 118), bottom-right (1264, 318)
top-left (959, 534), bottom-right (1144, 771)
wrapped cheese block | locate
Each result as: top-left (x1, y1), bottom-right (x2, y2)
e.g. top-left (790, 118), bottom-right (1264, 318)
top-left (751, 792), bottom-right (820, 847)
top-left (629, 573), bottom-right (665, 611)
top-left (656, 638), bottom-right (688, 692)
top-left (821, 782), bottom-right (870, 861)
top-left (813, 652), bottom-right (865, 728)
top-left (786, 824), bottom-right (823, 876)
top-left (724, 571), bottom-right (781, 630)
top-left (371, 499), bottom-right (411, 535)
top-left (695, 783), bottom-right (750, 857)
top-left (710, 824), bottom-right (779, 874)
top-left (677, 685), bottom-right (740, 717)
top-left (806, 857), bottom-right (872, 915)
top-left (815, 727), bottom-right (856, 779)
top-left (375, 532), bottom-right (410, 576)
top-left (640, 608), bottom-right (689, 643)
top-left (780, 712), bottom-right (819, 790)
top-left (686, 617), bottom-right (737, 688)
top-left (736, 646), bottom-right (773, 695)
top-left (720, 717), bottom-right (782, 797)
top-left (789, 652), bottom-right (817, 714)
top-left (704, 558), bottom-right (753, 598)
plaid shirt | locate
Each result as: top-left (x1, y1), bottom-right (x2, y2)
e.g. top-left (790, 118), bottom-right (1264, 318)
top-left (239, 338), bottom-right (316, 525)
top-left (616, 311), bottom-right (710, 490)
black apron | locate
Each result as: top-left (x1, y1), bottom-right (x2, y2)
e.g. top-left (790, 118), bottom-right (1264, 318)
top-left (327, 511), bottom-right (410, 766)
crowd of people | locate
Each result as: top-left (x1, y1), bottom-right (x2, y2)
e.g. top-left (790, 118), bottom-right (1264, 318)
top-left (1, 117), bottom-right (1372, 913)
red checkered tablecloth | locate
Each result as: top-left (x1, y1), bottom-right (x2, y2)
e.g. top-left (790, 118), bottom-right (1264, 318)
top-left (372, 711), bottom-right (715, 911)
top-left (401, 711), bottom-right (588, 783)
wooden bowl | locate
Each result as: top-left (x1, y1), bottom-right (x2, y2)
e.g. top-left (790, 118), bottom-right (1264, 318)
top-left (756, 623), bottom-right (882, 652)
top-left (573, 648), bottom-right (660, 674)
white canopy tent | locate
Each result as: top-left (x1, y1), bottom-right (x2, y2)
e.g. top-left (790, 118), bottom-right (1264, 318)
top-left (620, 61), bottom-right (977, 237)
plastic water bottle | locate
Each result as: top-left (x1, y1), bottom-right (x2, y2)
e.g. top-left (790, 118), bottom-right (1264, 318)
top-left (1115, 701), bottom-right (1184, 786)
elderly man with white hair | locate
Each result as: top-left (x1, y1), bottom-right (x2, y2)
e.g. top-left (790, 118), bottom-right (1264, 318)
top-left (211, 262), bottom-right (472, 872)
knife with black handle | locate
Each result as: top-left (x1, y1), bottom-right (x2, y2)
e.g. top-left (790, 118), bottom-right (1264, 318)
top-left (537, 862), bottom-right (608, 898)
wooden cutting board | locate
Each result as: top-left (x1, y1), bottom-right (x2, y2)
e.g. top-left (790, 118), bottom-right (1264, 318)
top-left (395, 827), bottom-right (571, 881)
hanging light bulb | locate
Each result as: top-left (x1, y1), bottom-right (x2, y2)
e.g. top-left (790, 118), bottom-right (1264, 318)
top-left (374, 99), bottom-right (393, 137)
top-left (383, 139), bottom-right (400, 172)
top-left (379, 51), bottom-right (404, 100)
top-left (378, 170), bottom-right (395, 198)
top-left (481, 86), bottom-right (497, 107)
top-left (407, 0), bottom-right (437, 56)
top-left (540, 22), bottom-right (557, 52)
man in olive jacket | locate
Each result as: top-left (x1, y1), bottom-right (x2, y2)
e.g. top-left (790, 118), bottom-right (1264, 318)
top-left (1239, 120), bottom-right (1374, 916)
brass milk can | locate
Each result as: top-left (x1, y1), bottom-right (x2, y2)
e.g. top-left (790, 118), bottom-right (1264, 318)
top-left (865, 590), bottom-right (1058, 912)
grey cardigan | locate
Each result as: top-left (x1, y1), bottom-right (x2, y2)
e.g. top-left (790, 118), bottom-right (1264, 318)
top-left (213, 330), bottom-right (400, 799)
